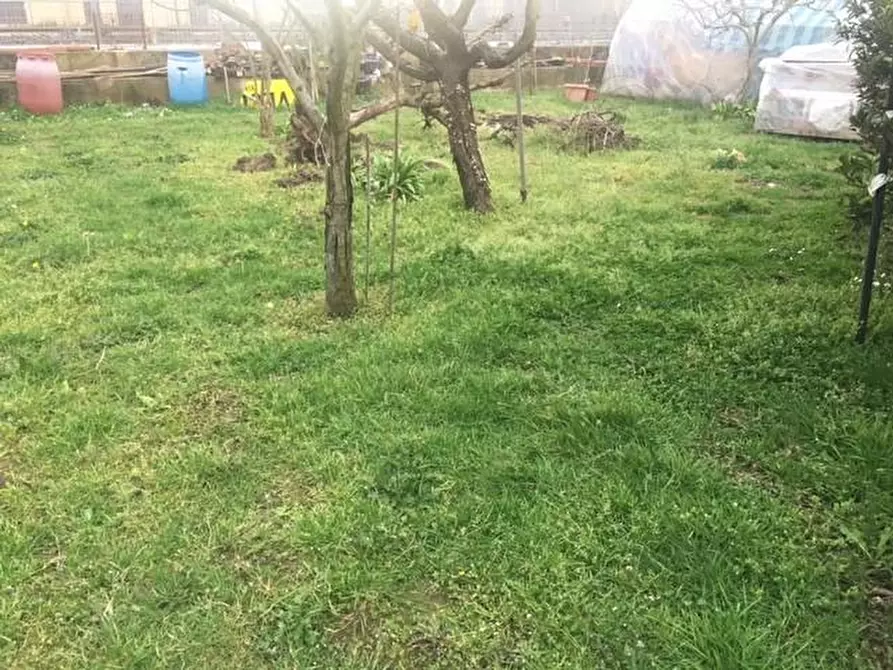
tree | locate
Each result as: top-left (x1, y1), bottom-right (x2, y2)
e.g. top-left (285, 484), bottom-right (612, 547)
top-left (207, 0), bottom-right (392, 318)
top-left (203, 1), bottom-right (511, 314)
top-left (678, 0), bottom-right (830, 103)
top-left (368, 0), bottom-right (541, 213)
top-left (840, 0), bottom-right (893, 342)
top-left (840, 0), bottom-right (893, 152)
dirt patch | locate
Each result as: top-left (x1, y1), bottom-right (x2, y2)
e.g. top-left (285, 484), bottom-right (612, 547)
top-left (275, 168), bottom-right (323, 189)
top-left (181, 383), bottom-right (245, 442)
top-left (330, 599), bottom-right (384, 651)
top-left (741, 177), bottom-right (779, 189)
top-left (325, 588), bottom-right (458, 664)
top-left (261, 471), bottom-right (327, 512)
top-left (866, 581), bottom-right (893, 668)
top-left (233, 153), bottom-right (277, 173)
top-left (717, 406), bottom-right (750, 430)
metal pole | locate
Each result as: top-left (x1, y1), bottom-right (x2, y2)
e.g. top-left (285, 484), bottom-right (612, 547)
top-left (856, 84), bottom-right (893, 343)
top-left (388, 1), bottom-right (401, 314)
top-left (530, 45), bottom-right (537, 95)
top-left (514, 54), bottom-right (528, 204)
top-left (364, 134), bottom-right (372, 304)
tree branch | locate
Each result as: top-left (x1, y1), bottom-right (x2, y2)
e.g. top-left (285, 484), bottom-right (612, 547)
top-left (466, 14), bottom-right (512, 49)
top-left (205, 0), bottom-right (323, 131)
top-left (414, 0), bottom-right (467, 54)
top-left (349, 70), bottom-right (511, 129)
top-left (373, 9), bottom-right (444, 63)
top-left (472, 0), bottom-right (540, 69)
top-left (451, 0), bottom-right (477, 29)
top-left (367, 28), bottom-right (440, 81)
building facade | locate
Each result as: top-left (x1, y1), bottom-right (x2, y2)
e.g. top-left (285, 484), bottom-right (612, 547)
top-left (0, 0), bottom-right (217, 28)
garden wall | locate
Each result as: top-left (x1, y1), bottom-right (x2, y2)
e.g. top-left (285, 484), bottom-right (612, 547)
top-left (0, 47), bottom-right (606, 109)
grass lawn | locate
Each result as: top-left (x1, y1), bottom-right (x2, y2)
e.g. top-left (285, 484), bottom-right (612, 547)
top-left (1, 91), bottom-right (892, 669)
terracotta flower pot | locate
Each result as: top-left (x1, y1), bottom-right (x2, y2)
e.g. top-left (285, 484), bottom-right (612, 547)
top-left (563, 83), bottom-right (597, 103)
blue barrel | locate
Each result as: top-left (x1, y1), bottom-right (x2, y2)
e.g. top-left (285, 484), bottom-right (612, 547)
top-left (167, 51), bottom-right (208, 105)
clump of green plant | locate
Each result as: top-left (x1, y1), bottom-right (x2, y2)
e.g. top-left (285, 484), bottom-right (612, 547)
top-left (836, 148), bottom-right (876, 225)
top-left (711, 148), bottom-right (747, 170)
top-left (354, 154), bottom-right (425, 203)
top-left (712, 100), bottom-right (757, 124)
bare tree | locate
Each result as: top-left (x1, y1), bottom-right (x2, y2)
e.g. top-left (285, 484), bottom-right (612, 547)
top-left (678, 0), bottom-right (830, 103)
top-left (369, 0), bottom-right (541, 213)
top-left (204, 1), bottom-right (513, 313)
top-left (207, 0), bottom-right (395, 318)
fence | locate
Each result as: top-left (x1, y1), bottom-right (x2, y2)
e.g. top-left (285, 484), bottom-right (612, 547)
top-left (0, 1), bottom-right (621, 48)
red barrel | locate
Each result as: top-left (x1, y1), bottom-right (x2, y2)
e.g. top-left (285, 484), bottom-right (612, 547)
top-left (16, 52), bottom-right (63, 115)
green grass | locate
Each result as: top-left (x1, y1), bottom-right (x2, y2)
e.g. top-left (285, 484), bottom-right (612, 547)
top-left (1, 92), bottom-right (892, 669)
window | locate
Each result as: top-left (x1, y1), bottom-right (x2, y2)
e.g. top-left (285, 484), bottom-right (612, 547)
top-left (0, 1), bottom-right (26, 24)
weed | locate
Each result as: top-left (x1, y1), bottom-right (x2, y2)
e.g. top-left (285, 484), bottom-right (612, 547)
top-left (711, 148), bottom-right (748, 169)
top-left (712, 100), bottom-right (757, 124)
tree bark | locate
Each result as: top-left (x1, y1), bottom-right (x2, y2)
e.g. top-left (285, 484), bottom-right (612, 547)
top-left (441, 71), bottom-right (493, 214)
top-left (322, 8), bottom-right (364, 318)
top-left (324, 117), bottom-right (358, 317)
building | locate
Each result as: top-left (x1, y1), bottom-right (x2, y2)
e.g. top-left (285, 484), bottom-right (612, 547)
top-left (0, 0), bottom-right (209, 29)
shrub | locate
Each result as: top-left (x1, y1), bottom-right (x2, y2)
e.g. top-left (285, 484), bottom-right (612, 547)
top-left (840, 0), bottom-right (893, 152)
top-left (838, 2), bottom-right (893, 226)
top-left (836, 149), bottom-right (877, 225)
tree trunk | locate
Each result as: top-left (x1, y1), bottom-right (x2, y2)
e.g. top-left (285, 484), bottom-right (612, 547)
top-left (286, 112), bottom-right (324, 165)
top-left (322, 31), bottom-right (364, 319)
top-left (259, 55), bottom-right (274, 139)
top-left (441, 71), bottom-right (493, 214)
top-left (323, 121), bottom-right (357, 317)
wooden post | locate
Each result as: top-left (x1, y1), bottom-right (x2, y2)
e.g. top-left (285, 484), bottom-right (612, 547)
top-left (856, 86), bottom-right (893, 343)
top-left (364, 134), bottom-right (372, 304)
top-left (223, 64), bottom-right (232, 104)
top-left (515, 50), bottom-right (528, 203)
top-left (388, 2), bottom-right (401, 314)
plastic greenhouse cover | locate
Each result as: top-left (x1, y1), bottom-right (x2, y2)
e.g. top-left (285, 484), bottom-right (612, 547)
top-left (601, 0), bottom-right (846, 104)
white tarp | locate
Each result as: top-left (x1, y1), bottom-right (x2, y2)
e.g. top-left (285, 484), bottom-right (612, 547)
top-left (754, 42), bottom-right (859, 141)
